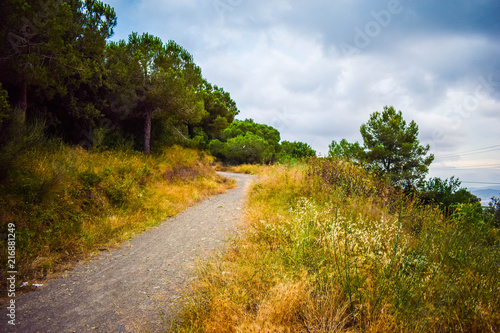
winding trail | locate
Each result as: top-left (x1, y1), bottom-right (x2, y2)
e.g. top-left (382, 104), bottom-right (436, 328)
top-left (2, 172), bottom-right (255, 333)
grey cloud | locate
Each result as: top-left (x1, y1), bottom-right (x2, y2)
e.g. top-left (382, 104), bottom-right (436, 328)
top-left (105, 0), bottom-right (499, 182)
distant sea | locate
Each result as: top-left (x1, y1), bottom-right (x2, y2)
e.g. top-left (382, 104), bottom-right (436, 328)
top-left (469, 187), bottom-right (500, 206)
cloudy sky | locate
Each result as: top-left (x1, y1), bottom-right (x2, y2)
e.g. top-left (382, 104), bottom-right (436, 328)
top-left (104, 0), bottom-right (500, 188)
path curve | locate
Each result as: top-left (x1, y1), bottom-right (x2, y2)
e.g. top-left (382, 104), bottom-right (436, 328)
top-left (2, 172), bottom-right (255, 333)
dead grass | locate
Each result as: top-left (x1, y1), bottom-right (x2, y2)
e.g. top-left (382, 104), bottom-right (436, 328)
top-left (220, 164), bottom-right (272, 175)
top-left (173, 159), bottom-right (500, 332)
top-left (0, 144), bottom-right (235, 296)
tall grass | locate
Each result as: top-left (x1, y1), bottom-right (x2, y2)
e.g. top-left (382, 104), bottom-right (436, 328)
top-left (174, 158), bottom-right (500, 332)
top-left (219, 163), bottom-right (272, 176)
top-left (0, 143), bottom-right (234, 294)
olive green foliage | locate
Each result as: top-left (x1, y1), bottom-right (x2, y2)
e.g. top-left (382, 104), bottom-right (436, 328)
top-left (0, 0), bottom-right (116, 132)
top-left (0, 1), bottom-right (239, 155)
top-left (105, 32), bottom-right (206, 154)
top-left (360, 106), bottom-right (434, 186)
top-left (279, 140), bottom-right (316, 162)
top-left (327, 109), bottom-right (482, 214)
top-left (221, 118), bottom-right (281, 145)
top-left (219, 132), bottom-right (276, 164)
top-left (418, 176), bottom-right (480, 214)
top-left (190, 82), bottom-right (239, 147)
top-left (148, 82), bottom-right (239, 151)
top-left (485, 196), bottom-right (500, 227)
top-left (0, 116), bottom-right (46, 181)
top-left (209, 119), bottom-right (281, 164)
top-left (328, 138), bottom-right (365, 164)
top-left (331, 106), bottom-right (434, 186)
top-left (104, 36), bottom-right (239, 154)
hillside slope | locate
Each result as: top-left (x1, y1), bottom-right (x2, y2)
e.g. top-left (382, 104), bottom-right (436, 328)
top-left (0, 144), bottom-right (234, 298)
top-left (175, 159), bottom-right (500, 332)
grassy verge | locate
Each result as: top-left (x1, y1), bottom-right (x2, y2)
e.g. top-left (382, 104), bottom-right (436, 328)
top-left (174, 158), bottom-right (500, 332)
top-left (0, 143), bottom-right (235, 296)
top-left (217, 163), bottom-right (271, 175)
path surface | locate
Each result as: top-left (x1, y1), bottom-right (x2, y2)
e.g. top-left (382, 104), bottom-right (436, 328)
top-left (2, 172), bottom-right (255, 333)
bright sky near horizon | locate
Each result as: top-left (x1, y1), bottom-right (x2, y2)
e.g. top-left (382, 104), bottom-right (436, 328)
top-left (104, 0), bottom-right (500, 187)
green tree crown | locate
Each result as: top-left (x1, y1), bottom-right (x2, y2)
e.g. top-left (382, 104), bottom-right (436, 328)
top-left (360, 106), bottom-right (434, 186)
top-left (328, 138), bottom-right (365, 165)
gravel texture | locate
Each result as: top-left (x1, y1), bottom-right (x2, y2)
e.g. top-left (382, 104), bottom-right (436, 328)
top-left (1, 172), bottom-right (256, 333)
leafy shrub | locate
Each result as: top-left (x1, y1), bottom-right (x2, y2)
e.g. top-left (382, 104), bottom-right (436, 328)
top-left (485, 196), bottom-right (500, 227)
top-left (419, 176), bottom-right (480, 214)
top-left (209, 119), bottom-right (280, 164)
top-left (278, 140), bottom-right (316, 163)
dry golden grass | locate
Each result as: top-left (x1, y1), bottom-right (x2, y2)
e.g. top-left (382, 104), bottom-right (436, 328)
top-left (173, 159), bottom-right (500, 332)
top-left (0, 144), bottom-right (235, 294)
top-left (221, 163), bottom-right (272, 175)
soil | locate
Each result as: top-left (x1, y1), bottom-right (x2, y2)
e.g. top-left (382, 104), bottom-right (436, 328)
top-left (1, 172), bottom-right (256, 333)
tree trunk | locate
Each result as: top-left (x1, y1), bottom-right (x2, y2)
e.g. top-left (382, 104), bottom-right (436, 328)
top-left (144, 112), bottom-right (152, 154)
top-left (16, 80), bottom-right (27, 121)
top-left (187, 123), bottom-right (195, 138)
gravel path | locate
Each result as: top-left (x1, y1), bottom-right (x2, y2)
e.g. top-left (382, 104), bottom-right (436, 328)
top-left (2, 172), bottom-right (256, 333)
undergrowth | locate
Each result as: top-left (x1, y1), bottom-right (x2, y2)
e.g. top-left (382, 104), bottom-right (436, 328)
top-left (0, 142), bottom-right (234, 295)
top-left (219, 163), bottom-right (271, 176)
top-left (174, 158), bottom-right (500, 332)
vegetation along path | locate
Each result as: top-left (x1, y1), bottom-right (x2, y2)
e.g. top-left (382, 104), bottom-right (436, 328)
top-left (3, 172), bottom-right (256, 333)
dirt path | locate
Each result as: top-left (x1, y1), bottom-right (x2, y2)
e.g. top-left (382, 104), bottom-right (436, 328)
top-left (2, 172), bottom-right (256, 333)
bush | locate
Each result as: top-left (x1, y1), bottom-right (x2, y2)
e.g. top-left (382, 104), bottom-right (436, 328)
top-left (485, 197), bottom-right (500, 227)
top-left (210, 119), bottom-right (281, 164)
top-left (419, 176), bottom-right (480, 214)
top-left (278, 140), bottom-right (316, 164)
top-left (78, 169), bottom-right (103, 189)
